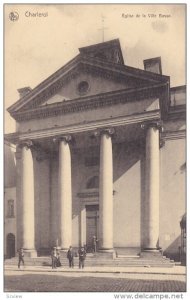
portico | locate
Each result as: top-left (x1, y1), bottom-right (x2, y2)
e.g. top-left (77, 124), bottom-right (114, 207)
top-left (12, 114), bottom-right (162, 257)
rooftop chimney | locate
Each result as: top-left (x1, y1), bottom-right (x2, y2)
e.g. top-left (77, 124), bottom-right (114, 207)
top-left (17, 87), bottom-right (32, 98)
top-left (143, 57), bottom-right (162, 75)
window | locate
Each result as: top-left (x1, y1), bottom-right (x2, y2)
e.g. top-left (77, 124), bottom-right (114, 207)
top-left (77, 81), bottom-right (89, 95)
top-left (7, 199), bottom-right (14, 218)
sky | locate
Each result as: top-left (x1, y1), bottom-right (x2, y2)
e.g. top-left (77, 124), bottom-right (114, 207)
top-left (4, 4), bottom-right (186, 133)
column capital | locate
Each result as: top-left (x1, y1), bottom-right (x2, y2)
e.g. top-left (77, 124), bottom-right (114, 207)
top-left (53, 135), bottom-right (72, 144)
top-left (17, 139), bottom-right (33, 149)
top-left (94, 127), bottom-right (115, 138)
top-left (141, 121), bottom-right (164, 132)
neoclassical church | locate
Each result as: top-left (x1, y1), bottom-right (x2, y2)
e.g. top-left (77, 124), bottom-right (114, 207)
top-left (5, 39), bottom-right (186, 260)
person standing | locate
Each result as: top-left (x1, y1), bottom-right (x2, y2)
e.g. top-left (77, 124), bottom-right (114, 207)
top-left (67, 246), bottom-right (74, 268)
top-left (51, 247), bottom-right (57, 269)
top-left (92, 235), bottom-right (98, 253)
top-left (78, 246), bottom-right (86, 269)
top-left (18, 248), bottom-right (24, 269)
top-left (56, 248), bottom-right (61, 267)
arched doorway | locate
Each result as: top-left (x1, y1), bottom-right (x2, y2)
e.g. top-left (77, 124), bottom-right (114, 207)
top-left (6, 233), bottom-right (15, 258)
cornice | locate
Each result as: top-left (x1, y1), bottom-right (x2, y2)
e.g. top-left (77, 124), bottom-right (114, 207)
top-left (5, 110), bottom-right (160, 144)
top-left (163, 129), bottom-right (186, 140)
top-left (10, 83), bottom-right (166, 122)
top-left (82, 56), bottom-right (169, 83)
top-left (167, 105), bottom-right (186, 120)
top-left (7, 55), bottom-right (81, 113)
top-left (170, 85), bottom-right (186, 92)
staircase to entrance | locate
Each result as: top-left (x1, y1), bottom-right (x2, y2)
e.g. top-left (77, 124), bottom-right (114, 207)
top-left (5, 248), bottom-right (175, 268)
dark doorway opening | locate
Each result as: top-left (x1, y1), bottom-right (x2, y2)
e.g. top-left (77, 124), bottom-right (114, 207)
top-left (86, 205), bottom-right (99, 252)
top-left (6, 233), bottom-right (15, 258)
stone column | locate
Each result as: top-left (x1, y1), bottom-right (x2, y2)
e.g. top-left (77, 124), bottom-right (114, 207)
top-left (99, 128), bottom-right (114, 251)
top-left (58, 136), bottom-right (72, 250)
top-left (80, 206), bottom-right (86, 247)
top-left (20, 140), bottom-right (37, 257)
top-left (141, 122), bottom-right (162, 251)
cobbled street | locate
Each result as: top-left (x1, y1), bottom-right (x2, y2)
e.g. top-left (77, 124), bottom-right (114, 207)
top-left (4, 269), bottom-right (186, 292)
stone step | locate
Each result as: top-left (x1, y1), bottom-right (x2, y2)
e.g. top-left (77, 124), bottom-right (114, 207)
top-left (5, 259), bottom-right (173, 264)
top-left (5, 257), bottom-right (172, 263)
top-left (5, 257), bottom-right (175, 267)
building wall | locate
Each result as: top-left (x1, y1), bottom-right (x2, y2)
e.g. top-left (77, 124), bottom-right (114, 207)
top-left (4, 144), bottom-right (16, 187)
top-left (4, 187), bottom-right (16, 257)
top-left (160, 137), bottom-right (186, 260)
top-left (4, 144), bottom-right (16, 257)
top-left (170, 86), bottom-right (186, 106)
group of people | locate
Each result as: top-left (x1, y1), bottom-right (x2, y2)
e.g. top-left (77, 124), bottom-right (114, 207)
top-left (51, 245), bottom-right (86, 269)
top-left (17, 235), bottom-right (98, 270)
top-left (51, 247), bottom-right (61, 269)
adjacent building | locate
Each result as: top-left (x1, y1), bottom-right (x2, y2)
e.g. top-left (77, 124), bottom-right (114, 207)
top-left (4, 142), bottom-right (16, 258)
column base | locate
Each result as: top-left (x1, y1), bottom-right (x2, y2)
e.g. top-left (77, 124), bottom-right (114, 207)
top-left (142, 248), bottom-right (160, 253)
top-left (97, 249), bottom-right (116, 258)
top-left (23, 249), bottom-right (37, 258)
top-left (140, 249), bottom-right (163, 260)
top-left (98, 248), bottom-right (114, 253)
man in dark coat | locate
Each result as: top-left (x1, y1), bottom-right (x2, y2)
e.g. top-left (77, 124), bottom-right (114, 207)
top-left (78, 246), bottom-right (86, 269)
top-left (67, 246), bottom-right (74, 268)
top-left (18, 248), bottom-right (24, 269)
top-left (56, 248), bottom-right (61, 267)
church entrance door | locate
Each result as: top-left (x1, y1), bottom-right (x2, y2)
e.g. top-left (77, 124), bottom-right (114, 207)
top-left (86, 205), bottom-right (99, 252)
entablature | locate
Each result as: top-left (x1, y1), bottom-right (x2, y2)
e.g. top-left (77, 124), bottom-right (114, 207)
top-left (5, 110), bottom-right (160, 145)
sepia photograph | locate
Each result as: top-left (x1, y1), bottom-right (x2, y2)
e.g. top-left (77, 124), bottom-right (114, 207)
top-left (3, 2), bottom-right (186, 296)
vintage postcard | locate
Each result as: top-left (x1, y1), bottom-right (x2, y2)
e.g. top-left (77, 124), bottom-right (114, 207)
top-left (3, 3), bottom-right (187, 298)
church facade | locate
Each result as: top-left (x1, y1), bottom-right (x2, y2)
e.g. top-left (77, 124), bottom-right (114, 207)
top-left (5, 39), bottom-right (186, 260)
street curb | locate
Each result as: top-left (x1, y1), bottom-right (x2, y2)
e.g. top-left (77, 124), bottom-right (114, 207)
top-left (4, 267), bottom-right (186, 276)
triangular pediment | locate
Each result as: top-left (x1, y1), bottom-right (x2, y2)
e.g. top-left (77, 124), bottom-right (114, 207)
top-left (8, 40), bottom-right (169, 115)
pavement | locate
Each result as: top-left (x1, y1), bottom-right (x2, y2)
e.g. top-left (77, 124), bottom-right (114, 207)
top-left (4, 265), bottom-right (186, 292)
top-left (4, 264), bottom-right (186, 275)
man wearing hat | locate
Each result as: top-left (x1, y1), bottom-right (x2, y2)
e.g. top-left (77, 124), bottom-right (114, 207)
top-left (78, 246), bottom-right (86, 269)
top-left (18, 248), bottom-right (24, 269)
top-left (67, 246), bottom-right (75, 268)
